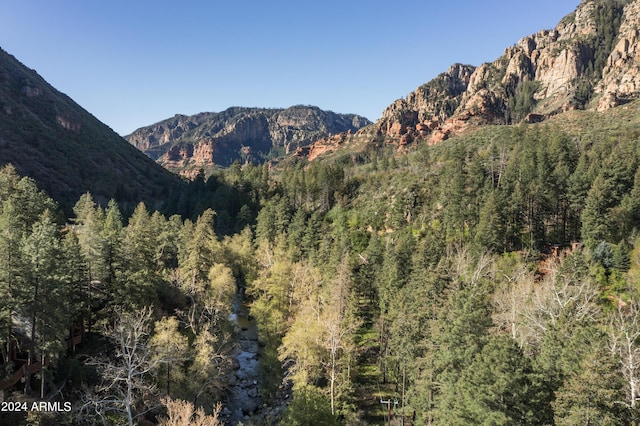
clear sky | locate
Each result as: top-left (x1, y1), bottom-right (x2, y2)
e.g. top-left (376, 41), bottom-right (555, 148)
top-left (1, 0), bottom-right (579, 135)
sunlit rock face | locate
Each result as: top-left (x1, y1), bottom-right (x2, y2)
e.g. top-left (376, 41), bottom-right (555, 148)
top-left (126, 105), bottom-right (371, 176)
top-left (596, 0), bottom-right (640, 109)
top-left (372, 0), bottom-right (640, 146)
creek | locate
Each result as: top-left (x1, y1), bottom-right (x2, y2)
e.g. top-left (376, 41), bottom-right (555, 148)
top-left (224, 289), bottom-right (262, 424)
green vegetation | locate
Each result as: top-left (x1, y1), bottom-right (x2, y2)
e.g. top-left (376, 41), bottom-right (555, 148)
top-left (244, 100), bottom-right (640, 425)
top-left (0, 164), bottom-right (252, 424)
top-left (5, 99), bottom-right (640, 425)
top-left (592, 0), bottom-right (629, 79)
top-left (6, 3), bottom-right (640, 422)
top-left (571, 0), bottom-right (629, 106)
top-left (507, 81), bottom-right (540, 123)
top-left (413, 66), bottom-right (472, 120)
top-left (0, 48), bottom-right (183, 215)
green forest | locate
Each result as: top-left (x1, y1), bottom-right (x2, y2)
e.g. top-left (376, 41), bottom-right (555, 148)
top-left (3, 109), bottom-right (640, 425)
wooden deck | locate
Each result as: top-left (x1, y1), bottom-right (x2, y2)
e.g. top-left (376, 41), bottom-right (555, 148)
top-left (0, 325), bottom-right (86, 391)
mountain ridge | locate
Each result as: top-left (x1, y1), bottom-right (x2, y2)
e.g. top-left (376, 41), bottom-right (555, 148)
top-left (125, 105), bottom-right (371, 176)
top-left (0, 47), bottom-right (182, 212)
top-left (125, 1), bottom-right (640, 168)
top-left (295, 0), bottom-right (640, 160)
top-left (374, 0), bottom-right (635, 145)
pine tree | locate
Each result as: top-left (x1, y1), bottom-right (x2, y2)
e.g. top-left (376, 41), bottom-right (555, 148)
top-left (121, 202), bottom-right (160, 308)
top-left (447, 335), bottom-right (539, 425)
top-left (100, 199), bottom-right (125, 318)
top-left (0, 198), bottom-right (25, 365)
top-left (178, 209), bottom-right (216, 295)
top-left (73, 194), bottom-right (108, 320)
top-left (554, 343), bottom-right (629, 425)
top-left (20, 212), bottom-right (70, 394)
top-left (61, 229), bottom-right (89, 351)
top-left (433, 283), bottom-right (492, 421)
top-left (475, 191), bottom-right (505, 252)
top-left (582, 174), bottom-right (615, 246)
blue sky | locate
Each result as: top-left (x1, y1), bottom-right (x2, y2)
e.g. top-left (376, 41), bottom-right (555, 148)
top-left (1, 0), bottom-right (579, 135)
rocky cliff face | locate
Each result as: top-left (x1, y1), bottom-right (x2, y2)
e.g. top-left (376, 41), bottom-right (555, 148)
top-left (375, 0), bottom-right (636, 145)
top-left (126, 106), bottom-right (371, 174)
top-left (596, 0), bottom-right (640, 109)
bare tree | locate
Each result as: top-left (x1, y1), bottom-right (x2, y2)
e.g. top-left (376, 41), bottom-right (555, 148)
top-left (321, 257), bottom-right (360, 417)
top-left (321, 304), bottom-right (359, 416)
top-left (158, 397), bottom-right (221, 426)
top-left (609, 301), bottom-right (640, 417)
top-left (447, 245), bottom-right (493, 288)
top-left (520, 255), bottom-right (599, 348)
top-left (491, 261), bottom-right (534, 345)
top-left (81, 307), bottom-right (161, 426)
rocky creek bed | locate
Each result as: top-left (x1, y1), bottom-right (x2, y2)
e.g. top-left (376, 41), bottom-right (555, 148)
top-left (223, 294), bottom-right (262, 424)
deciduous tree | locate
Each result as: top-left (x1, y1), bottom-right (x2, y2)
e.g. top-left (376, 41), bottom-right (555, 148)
top-left (82, 307), bottom-right (160, 426)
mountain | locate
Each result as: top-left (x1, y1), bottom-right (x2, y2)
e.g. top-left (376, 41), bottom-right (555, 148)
top-left (125, 106), bottom-right (371, 176)
top-left (374, 0), bottom-right (638, 145)
top-left (296, 0), bottom-right (640, 161)
top-left (0, 47), bottom-right (182, 212)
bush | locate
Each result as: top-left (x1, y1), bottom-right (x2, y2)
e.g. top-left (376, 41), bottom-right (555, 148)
top-left (280, 385), bottom-right (339, 426)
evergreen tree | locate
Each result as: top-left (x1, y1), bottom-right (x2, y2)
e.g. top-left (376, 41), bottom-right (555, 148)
top-left (178, 209), bottom-right (216, 294)
top-left (0, 198), bottom-right (25, 364)
top-left (61, 229), bottom-right (90, 350)
top-left (441, 151), bottom-right (469, 243)
top-left (433, 283), bottom-right (492, 422)
top-left (475, 190), bottom-right (505, 252)
top-left (73, 194), bottom-right (108, 318)
top-left (554, 343), bottom-right (629, 425)
top-left (582, 174), bottom-right (616, 245)
top-left (447, 335), bottom-right (539, 425)
top-left (100, 199), bottom-right (125, 317)
top-left (20, 212), bottom-right (70, 394)
top-left (121, 202), bottom-right (159, 308)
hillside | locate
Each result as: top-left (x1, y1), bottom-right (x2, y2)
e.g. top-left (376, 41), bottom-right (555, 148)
top-left (297, 0), bottom-right (640, 161)
top-left (125, 105), bottom-right (371, 176)
top-left (6, 1), bottom-right (640, 424)
top-left (377, 0), bottom-right (640, 143)
top-left (376, 0), bottom-right (637, 144)
top-left (0, 47), bottom-right (182, 212)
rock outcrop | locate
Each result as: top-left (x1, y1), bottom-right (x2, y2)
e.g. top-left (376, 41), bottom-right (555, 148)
top-left (373, 0), bottom-right (636, 146)
top-left (126, 106), bottom-right (371, 175)
top-left (596, 0), bottom-right (640, 109)
top-left (127, 0), bottom-right (640, 166)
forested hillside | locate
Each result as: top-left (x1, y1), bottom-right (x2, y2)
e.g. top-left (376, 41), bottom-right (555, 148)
top-left (0, 48), bottom-right (182, 214)
top-left (4, 97), bottom-right (640, 424)
top-left (6, 0), bottom-right (640, 424)
top-left (0, 163), bottom-right (267, 425)
top-left (248, 102), bottom-right (640, 425)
